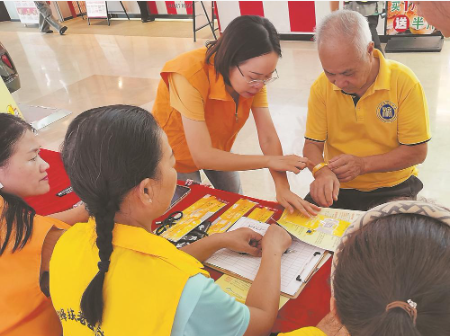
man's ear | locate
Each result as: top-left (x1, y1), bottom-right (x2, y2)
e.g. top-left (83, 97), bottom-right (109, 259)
top-left (367, 41), bottom-right (375, 56)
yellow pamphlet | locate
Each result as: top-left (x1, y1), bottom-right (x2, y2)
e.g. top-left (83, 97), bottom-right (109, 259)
top-left (277, 208), bottom-right (364, 252)
top-left (247, 206), bottom-right (275, 223)
top-left (208, 198), bottom-right (257, 234)
top-left (162, 194), bottom-right (227, 242)
top-left (215, 274), bottom-right (289, 310)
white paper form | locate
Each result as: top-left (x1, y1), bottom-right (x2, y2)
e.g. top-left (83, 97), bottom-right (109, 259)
top-left (206, 217), bottom-right (325, 296)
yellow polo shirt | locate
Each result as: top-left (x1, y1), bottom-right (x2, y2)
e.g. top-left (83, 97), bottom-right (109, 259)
top-left (168, 73), bottom-right (268, 122)
top-left (306, 49), bottom-right (431, 191)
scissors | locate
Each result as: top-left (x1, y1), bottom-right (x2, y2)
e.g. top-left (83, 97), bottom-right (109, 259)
top-left (173, 220), bottom-right (212, 248)
top-left (155, 211), bottom-right (183, 235)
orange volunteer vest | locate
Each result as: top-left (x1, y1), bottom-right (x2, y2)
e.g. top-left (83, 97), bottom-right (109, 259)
top-left (0, 196), bottom-right (69, 336)
top-left (152, 47), bottom-right (259, 173)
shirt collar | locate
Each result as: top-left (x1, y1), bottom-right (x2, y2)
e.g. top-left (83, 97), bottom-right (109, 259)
top-left (372, 49), bottom-right (391, 91)
top-left (206, 55), bottom-right (254, 104)
top-left (207, 64), bottom-right (233, 101)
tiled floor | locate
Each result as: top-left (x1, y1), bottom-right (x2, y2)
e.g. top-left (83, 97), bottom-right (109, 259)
top-left (2, 20), bottom-right (449, 206)
top-left (0, 17), bottom-right (217, 39)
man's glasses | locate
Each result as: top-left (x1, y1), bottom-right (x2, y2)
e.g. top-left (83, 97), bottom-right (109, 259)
top-left (236, 65), bottom-right (279, 87)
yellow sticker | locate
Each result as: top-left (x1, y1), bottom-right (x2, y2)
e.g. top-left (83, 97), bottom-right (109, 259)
top-left (161, 194), bottom-right (227, 242)
top-left (208, 198), bottom-right (257, 234)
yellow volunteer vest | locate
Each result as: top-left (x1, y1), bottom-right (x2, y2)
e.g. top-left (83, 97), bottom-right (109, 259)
top-left (152, 47), bottom-right (256, 173)
top-left (50, 219), bottom-right (209, 336)
top-left (278, 326), bottom-right (327, 336)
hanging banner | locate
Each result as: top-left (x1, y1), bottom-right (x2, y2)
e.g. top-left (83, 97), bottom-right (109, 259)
top-left (385, 1), bottom-right (439, 36)
top-left (14, 1), bottom-right (39, 24)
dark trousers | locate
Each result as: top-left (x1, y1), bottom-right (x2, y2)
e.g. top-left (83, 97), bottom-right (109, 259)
top-left (304, 176), bottom-right (423, 211)
top-left (367, 15), bottom-right (384, 55)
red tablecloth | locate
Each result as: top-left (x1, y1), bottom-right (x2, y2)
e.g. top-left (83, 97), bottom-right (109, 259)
top-left (26, 149), bottom-right (332, 333)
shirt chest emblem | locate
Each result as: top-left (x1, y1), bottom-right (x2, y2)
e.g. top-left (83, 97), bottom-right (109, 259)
top-left (376, 101), bottom-right (398, 123)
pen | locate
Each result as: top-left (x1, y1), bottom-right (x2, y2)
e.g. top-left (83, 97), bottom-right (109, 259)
top-left (284, 248), bottom-right (295, 254)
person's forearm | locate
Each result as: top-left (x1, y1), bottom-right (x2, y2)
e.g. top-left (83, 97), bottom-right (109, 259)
top-left (180, 233), bottom-right (226, 262)
top-left (47, 205), bottom-right (89, 226)
top-left (361, 144), bottom-right (427, 174)
top-left (259, 136), bottom-right (290, 189)
top-left (245, 249), bottom-right (282, 334)
top-left (303, 141), bottom-right (326, 171)
top-left (194, 148), bottom-right (270, 171)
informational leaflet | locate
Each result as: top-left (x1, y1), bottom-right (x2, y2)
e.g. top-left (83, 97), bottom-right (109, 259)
top-left (161, 194), bottom-right (227, 242)
top-left (215, 274), bottom-right (289, 309)
top-left (247, 206), bottom-right (276, 223)
top-left (208, 198), bottom-right (257, 234)
top-left (277, 208), bottom-right (364, 252)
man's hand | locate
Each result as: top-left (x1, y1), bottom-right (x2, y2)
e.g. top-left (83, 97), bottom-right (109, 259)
top-left (328, 154), bottom-right (365, 182)
top-left (310, 167), bottom-right (340, 207)
top-left (276, 186), bottom-right (320, 217)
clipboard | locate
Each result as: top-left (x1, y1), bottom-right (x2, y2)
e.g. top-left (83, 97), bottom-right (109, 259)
top-left (207, 251), bottom-right (328, 299)
top-left (205, 217), bottom-right (328, 299)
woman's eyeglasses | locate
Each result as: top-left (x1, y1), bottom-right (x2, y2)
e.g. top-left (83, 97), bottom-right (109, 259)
top-left (236, 65), bottom-right (279, 87)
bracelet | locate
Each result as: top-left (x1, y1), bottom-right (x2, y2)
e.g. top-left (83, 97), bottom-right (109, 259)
top-left (312, 162), bottom-right (328, 177)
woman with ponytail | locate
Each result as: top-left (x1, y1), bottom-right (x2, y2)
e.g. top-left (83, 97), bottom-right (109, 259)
top-left (50, 104), bottom-right (293, 336)
top-left (0, 114), bottom-right (87, 336)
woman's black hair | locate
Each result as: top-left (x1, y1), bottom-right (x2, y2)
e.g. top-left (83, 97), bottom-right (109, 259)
top-left (205, 15), bottom-right (282, 85)
top-left (334, 214), bottom-right (450, 336)
top-left (61, 105), bottom-right (163, 326)
top-left (0, 114), bottom-right (36, 255)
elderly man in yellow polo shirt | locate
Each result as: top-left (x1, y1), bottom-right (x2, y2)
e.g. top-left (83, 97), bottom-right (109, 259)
top-left (303, 10), bottom-right (431, 211)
